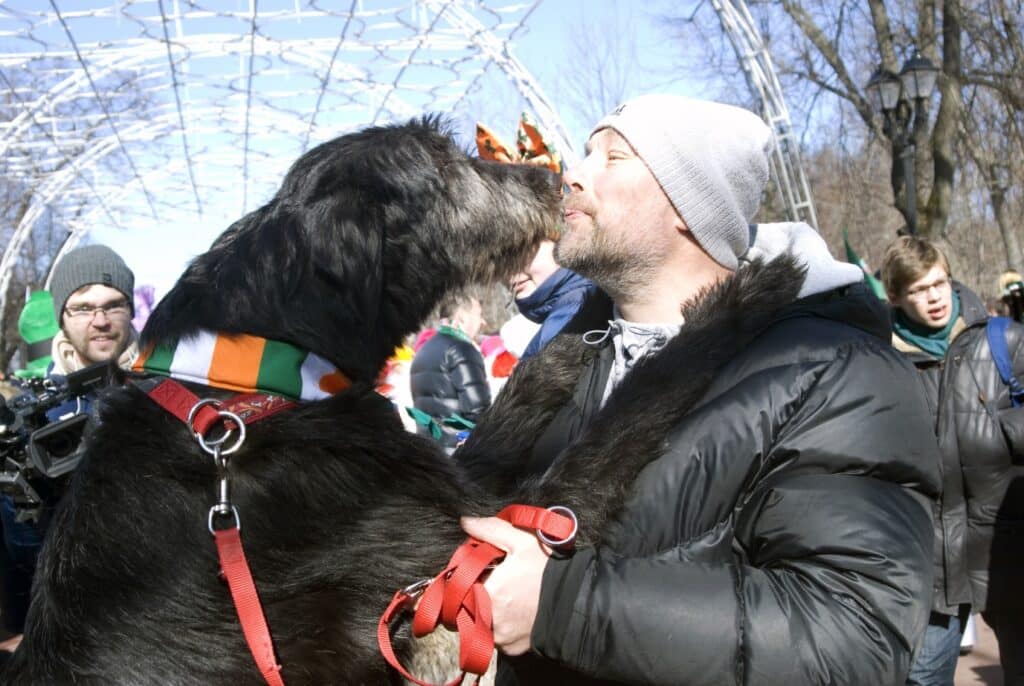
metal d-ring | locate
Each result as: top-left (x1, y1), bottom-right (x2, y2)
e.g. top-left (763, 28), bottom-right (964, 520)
top-left (536, 505), bottom-right (578, 549)
top-left (187, 398), bottom-right (222, 430)
top-left (208, 504), bottom-right (241, 535)
top-left (210, 409), bottom-right (246, 455)
top-left (187, 399), bottom-right (247, 456)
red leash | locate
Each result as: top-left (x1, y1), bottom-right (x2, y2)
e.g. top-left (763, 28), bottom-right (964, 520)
top-left (215, 526), bottom-right (286, 686)
top-left (377, 504), bottom-right (577, 686)
top-left (146, 378), bottom-right (578, 686)
top-left (144, 378), bottom-right (293, 686)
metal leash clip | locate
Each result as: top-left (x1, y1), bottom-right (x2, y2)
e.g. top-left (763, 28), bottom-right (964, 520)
top-left (187, 399), bottom-right (248, 535)
top-left (400, 577), bottom-right (433, 603)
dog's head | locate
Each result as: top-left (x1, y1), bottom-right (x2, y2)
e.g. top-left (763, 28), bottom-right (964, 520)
top-left (143, 117), bottom-right (560, 382)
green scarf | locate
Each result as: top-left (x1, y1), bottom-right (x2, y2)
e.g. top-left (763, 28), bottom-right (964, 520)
top-left (437, 324), bottom-right (473, 345)
top-left (893, 291), bottom-right (961, 359)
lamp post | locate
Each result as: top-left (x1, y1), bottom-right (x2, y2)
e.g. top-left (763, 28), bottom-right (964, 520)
top-left (866, 50), bottom-right (939, 235)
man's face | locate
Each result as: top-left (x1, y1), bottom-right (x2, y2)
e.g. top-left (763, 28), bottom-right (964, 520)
top-left (556, 129), bottom-right (680, 296)
top-left (891, 264), bottom-right (954, 329)
top-left (61, 284), bottom-right (133, 365)
top-left (511, 240), bottom-right (559, 300)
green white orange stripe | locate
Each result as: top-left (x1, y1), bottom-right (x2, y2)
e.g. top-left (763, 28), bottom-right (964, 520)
top-left (132, 331), bottom-right (350, 401)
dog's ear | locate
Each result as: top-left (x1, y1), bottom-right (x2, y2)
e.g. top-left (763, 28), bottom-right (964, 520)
top-left (142, 202), bottom-right (313, 349)
top-left (275, 119), bottom-right (458, 348)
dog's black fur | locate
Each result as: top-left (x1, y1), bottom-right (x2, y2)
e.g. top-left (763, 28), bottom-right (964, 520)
top-left (2, 116), bottom-right (804, 685)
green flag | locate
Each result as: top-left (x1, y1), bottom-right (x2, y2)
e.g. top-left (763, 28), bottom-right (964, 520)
top-left (14, 291), bottom-right (60, 379)
top-left (843, 229), bottom-right (888, 301)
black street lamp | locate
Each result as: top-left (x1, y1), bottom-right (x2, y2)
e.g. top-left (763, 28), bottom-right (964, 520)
top-left (866, 49), bottom-right (939, 235)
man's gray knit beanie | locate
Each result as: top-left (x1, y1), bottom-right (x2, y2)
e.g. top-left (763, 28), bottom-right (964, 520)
top-left (591, 94), bottom-right (773, 270)
top-left (50, 244), bottom-right (135, 318)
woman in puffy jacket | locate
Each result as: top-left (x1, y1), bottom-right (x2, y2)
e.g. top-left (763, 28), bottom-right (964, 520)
top-left (410, 292), bottom-right (491, 452)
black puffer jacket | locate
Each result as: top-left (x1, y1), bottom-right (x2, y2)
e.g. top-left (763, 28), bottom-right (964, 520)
top-left (410, 329), bottom-right (491, 446)
top-left (459, 254), bottom-right (939, 685)
top-left (892, 283), bottom-right (1024, 615)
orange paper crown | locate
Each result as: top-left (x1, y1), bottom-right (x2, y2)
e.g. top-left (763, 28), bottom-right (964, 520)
top-left (475, 112), bottom-right (562, 174)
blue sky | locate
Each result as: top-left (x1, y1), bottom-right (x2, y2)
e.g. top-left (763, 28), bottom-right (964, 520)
top-left (90, 0), bottom-right (716, 300)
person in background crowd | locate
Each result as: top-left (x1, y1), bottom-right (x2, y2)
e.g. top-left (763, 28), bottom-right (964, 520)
top-left (409, 290), bottom-right (491, 453)
top-left (48, 244), bottom-right (138, 375)
top-left (883, 236), bottom-right (1024, 686)
top-left (985, 295), bottom-right (1008, 318)
top-left (999, 270), bottom-right (1024, 322)
top-left (456, 94), bottom-right (939, 685)
top-left (478, 333), bottom-right (517, 398)
top-left (0, 244), bottom-right (137, 647)
top-left (511, 240), bottom-right (595, 360)
top-left (376, 342), bottom-right (418, 433)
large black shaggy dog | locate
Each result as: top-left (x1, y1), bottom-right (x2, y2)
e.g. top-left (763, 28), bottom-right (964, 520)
top-left (2, 117), bottom-right (801, 685)
top-left (4, 118), bottom-right (559, 685)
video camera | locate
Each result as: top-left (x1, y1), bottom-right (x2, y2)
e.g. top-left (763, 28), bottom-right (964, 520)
top-left (0, 360), bottom-right (120, 522)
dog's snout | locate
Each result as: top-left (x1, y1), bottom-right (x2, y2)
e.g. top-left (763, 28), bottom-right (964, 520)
top-left (547, 169), bottom-right (563, 195)
top-left (531, 167), bottom-right (562, 197)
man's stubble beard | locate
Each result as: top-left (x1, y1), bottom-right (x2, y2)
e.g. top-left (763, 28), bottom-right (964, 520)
top-left (555, 218), bottom-right (657, 303)
top-left (66, 326), bottom-right (128, 366)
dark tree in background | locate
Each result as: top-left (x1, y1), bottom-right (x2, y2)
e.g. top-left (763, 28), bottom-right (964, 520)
top-left (665, 0), bottom-right (1023, 296)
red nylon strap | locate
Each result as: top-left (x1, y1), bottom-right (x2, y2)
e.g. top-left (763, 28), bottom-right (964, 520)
top-left (142, 378), bottom-right (295, 686)
top-left (215, 527), bottom-right (285, 686)
top-left (145, 378), bottom-right (297, 434)
top-left (147, 378), bottom-right (222, 434)
top-left (377, 504), bottom-right (576, 686)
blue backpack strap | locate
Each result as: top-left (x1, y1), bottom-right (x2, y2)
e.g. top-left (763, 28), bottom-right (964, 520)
top-left (986, 316), bottom-right (1024, 408)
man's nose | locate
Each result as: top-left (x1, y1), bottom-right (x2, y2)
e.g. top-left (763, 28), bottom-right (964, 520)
top-left (562, 167), bottom-right (583, 193)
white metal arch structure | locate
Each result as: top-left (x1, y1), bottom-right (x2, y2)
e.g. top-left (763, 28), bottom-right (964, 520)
top-left (710, 0), bottom-right (819, 231)
top-left (0, 0), bottom-right (571, 325)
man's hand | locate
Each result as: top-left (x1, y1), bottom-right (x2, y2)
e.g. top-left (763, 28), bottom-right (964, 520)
top-left (461, 516), bottom-right (552, 655)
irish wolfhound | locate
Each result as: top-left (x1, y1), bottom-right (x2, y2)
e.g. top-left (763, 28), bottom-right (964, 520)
top-left (2, 117), bottom-right (558, 685)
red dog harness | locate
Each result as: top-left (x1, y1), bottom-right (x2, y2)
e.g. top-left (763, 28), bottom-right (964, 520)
top-left (144, 377), bottom-right (577, 686)
top-left (377, 504), bottom-right (577, 686)
top-left (144, 378), bottom-right (294, 686)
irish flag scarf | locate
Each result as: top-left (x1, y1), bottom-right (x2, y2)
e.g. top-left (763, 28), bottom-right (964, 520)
top-left (132, 330), bottom-right (350, 401)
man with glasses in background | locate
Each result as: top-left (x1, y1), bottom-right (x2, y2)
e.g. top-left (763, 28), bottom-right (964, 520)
top-left (883, 235), bottom-right (1024, 685)
top-left (48, 244), bottom-right (138, 375)
top-left (1, 244), bottom-right (137, 650)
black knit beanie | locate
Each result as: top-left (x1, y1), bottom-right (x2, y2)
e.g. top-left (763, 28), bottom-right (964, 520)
top-left (50, 245), bottom-right (135, 319)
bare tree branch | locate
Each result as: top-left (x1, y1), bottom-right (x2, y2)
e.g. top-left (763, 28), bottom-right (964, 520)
top-left (868, 0), bottom-right (900, 70)
top-left (780, 0), bottom-right (881, 136)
